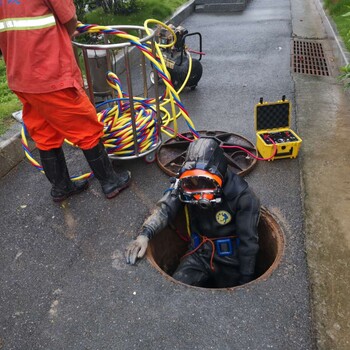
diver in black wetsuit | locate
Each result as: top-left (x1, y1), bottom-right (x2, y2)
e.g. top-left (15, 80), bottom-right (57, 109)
top-left (126, 137), bottom-right (260, 288)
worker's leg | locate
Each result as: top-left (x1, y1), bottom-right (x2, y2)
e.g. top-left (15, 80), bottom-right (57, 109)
top-left (83, 140), bottom-right (131, 199)
top-left (39, 148), bottom-right (89, 202)
top-left (16, 88), bottom-right (103, 150)
top-left (16, 89), bottom-right (130, 199)
top-left (16, 93), bottom-right (88, 201)
top-left (17, 93), bottom-right (65, 150)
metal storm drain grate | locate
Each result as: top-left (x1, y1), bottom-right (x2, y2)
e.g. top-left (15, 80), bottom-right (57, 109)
top-left (292, 39), bottom-right (330, 76)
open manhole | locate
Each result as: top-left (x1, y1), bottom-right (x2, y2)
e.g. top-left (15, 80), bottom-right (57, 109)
top-left (291, 39), bottom-right (330, 76)
top-left (157, 130), bottom-right (257, 177)
top-left (147, 207), bottom-right (285, 290)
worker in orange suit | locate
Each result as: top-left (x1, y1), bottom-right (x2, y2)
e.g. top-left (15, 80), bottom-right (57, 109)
top-left (0, 0), bottom-right (131, 201)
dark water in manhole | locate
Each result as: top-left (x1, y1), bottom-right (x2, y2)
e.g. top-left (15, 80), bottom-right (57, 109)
top-left (147, 207), bottom-right (285, 289)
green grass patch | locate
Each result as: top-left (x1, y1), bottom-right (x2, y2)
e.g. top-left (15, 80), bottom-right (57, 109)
top-left (84, 0), bottom-right (187, 26)
top-left (324, 0), bottom-right (350, 88)
top-left (324, 0), bottom-right (350, 52)
top-left (0, 58), bottom-right (21, 135)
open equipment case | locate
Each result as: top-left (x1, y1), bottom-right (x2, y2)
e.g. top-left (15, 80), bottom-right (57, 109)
top-left (254, 96), bottom-right (302, 160)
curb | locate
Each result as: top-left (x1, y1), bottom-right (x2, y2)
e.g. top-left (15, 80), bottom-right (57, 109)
top-left (194, 0), bottom-right (247, 13)
top-left (0, 122), bottom-right (35, 178)
top-left (169, 0), bottom-right (195, 25)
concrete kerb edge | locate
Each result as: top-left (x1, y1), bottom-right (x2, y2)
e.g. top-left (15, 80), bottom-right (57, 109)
top-left (0, 122), bottom-right (35, 179)
top-left (0, 1), bottom-right (195, 180)
top-left (168, 0), bottom-right (195, 26)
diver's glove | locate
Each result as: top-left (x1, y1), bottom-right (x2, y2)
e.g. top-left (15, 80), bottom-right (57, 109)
top-left (125, 229), bottom-right (152, 265)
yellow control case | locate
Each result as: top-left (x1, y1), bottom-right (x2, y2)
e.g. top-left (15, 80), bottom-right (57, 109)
top-left (254, 97), bottom-right (302, 160)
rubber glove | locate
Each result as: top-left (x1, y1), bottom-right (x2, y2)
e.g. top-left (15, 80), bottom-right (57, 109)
top-left (125, 235), bottom-right (149, 265)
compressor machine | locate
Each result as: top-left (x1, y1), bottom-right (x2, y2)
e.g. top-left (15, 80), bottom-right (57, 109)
top-left (150, 24), bottom-right (203, 90)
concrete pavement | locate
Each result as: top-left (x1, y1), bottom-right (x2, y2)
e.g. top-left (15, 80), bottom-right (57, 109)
top-left (294, 1), bottom-right (350, 349)
top-left (0, 0), bottom-right (349, 349)
top-left (291, 0), bottom-right (350, 348)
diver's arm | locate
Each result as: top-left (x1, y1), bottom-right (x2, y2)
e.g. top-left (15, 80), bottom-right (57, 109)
top-left (125, 188), bottom-right (181, 265)
top-left (141, 190), bottom-right (181, 239)
top-left (235, 189), bottom-right (260, 283)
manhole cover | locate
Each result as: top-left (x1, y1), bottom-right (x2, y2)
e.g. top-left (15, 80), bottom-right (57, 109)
top-left (291, 39), bottom-right (330, 76)
top-left (157, 130), bottom-right (257, 177)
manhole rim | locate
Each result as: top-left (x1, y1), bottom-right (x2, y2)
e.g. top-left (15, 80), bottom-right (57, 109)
top-left (146, 206), bottom-right (286, 291)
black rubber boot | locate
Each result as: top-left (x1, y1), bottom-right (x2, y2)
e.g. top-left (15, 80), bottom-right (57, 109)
top-left (39, 148), bottom-right (89, 202)
top-left (83, 141), bottom-right (131, 199)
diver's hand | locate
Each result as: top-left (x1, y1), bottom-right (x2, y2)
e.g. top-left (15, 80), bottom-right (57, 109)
top-left (125, 235), bottom-right (149, 265)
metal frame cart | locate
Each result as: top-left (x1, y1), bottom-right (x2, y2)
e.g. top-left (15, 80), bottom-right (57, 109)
top-left (72, 25), bottom-right (162, 162)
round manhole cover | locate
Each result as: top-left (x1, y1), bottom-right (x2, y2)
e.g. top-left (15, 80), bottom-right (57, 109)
top-left (157, 130), bottom-right (258, 177)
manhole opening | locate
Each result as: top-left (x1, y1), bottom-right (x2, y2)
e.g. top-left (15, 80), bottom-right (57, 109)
top-left (291, 39), bottom-right (330, 76)
top-left (147, 207), bottom-right (285, 290)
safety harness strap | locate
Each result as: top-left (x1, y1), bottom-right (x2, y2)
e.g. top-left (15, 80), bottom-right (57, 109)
top-left (182, 233), bottom-right (238, 271)
top-left (0, 14), bottom-right (56, 32)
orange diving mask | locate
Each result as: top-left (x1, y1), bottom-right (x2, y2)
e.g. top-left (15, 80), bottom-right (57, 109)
top-left (178, 169), bottom-right (223, 208)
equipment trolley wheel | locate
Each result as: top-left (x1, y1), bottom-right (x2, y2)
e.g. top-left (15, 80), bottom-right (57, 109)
top-left (156, 130), bottom-right (257, 177)
top-left (144, 151), bottom-right (157, 163)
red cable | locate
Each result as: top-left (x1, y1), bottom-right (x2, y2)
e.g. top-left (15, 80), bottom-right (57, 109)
top-left (175, 229), bottom-right (190, 242)
top-left (163, 126), bottom-right (278, 161)
top-left (181, 234), bottom-right (238, 271)
top-left (222, 137), bottom-right (277, 161)
top-left (187, 49), bottom-right (206, 55)
top-left (181, 236), bottom-right (216, 271)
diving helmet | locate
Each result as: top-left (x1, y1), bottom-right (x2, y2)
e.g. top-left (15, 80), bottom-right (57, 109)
top-left (176, 137), bottom-right (227, 209)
